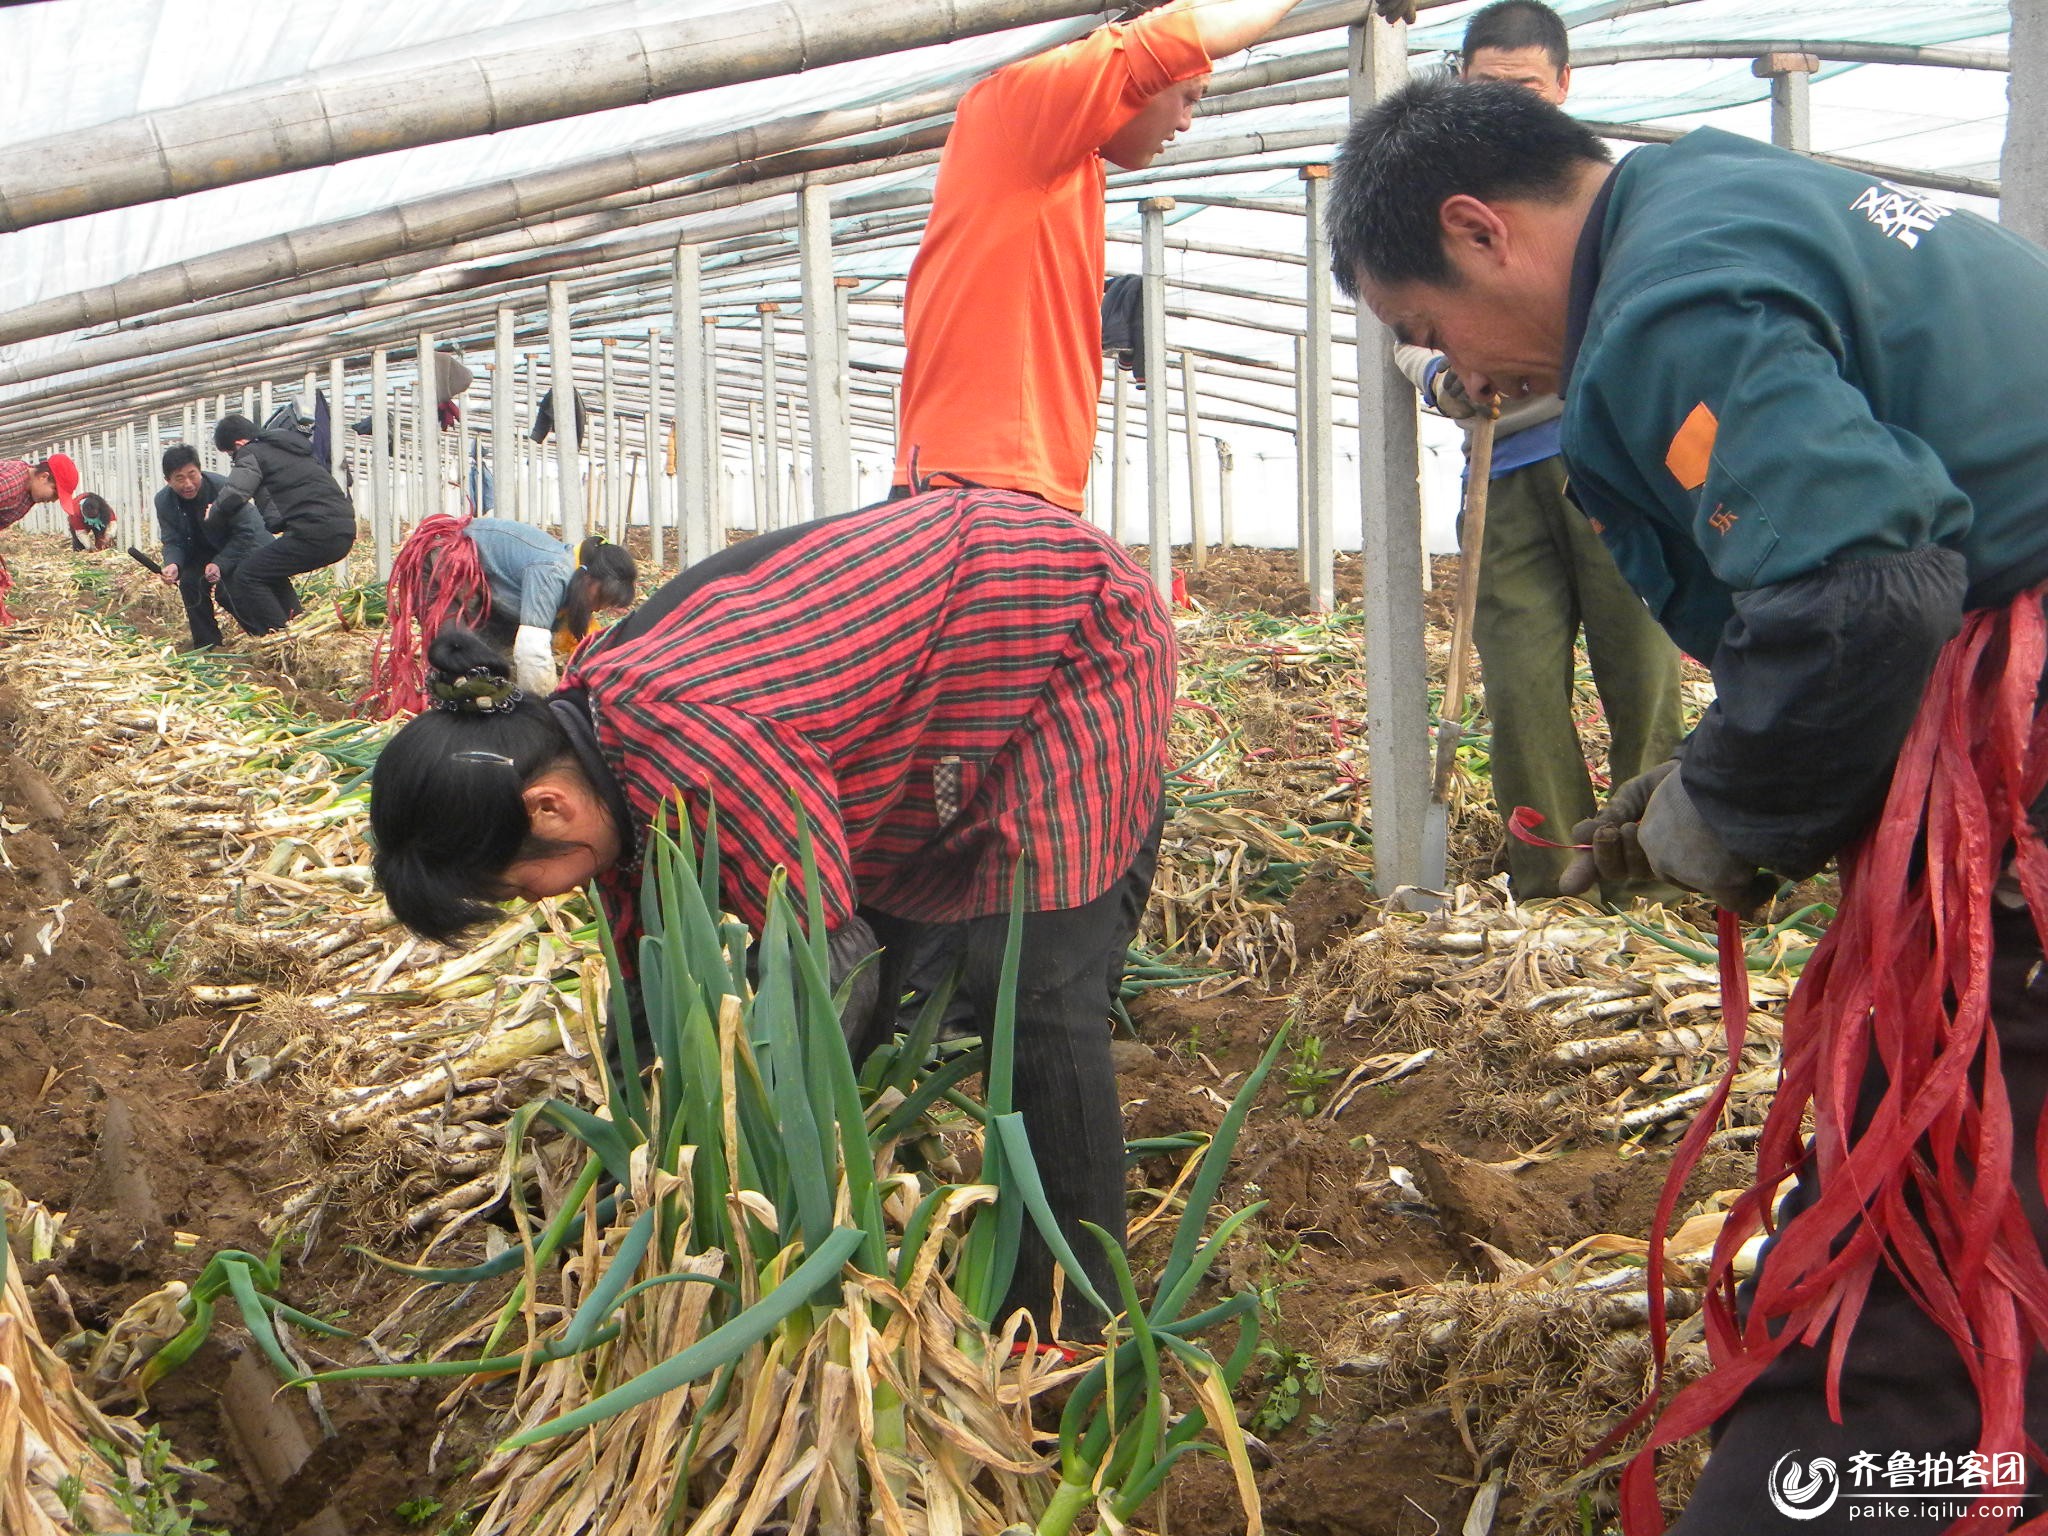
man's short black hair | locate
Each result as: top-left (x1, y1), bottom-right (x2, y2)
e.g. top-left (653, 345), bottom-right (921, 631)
top-left (212, 414), bottom-right (257, 453)
top-left (1462, 0), bottom-right (1570, 71)
top-left (162, 443), bottom-right (200, 478)
top-left (1329, 76), bottom-right (1609, 295)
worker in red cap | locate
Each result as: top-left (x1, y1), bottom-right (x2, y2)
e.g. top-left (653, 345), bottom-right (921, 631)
top-left (0, 452), bottom-right (79, 533)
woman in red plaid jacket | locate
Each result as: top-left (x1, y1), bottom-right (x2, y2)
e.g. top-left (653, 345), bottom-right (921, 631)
top-left (369, 488), bottom-right (1176, 1339)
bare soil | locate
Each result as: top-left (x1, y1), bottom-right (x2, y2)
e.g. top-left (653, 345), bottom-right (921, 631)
top-left (1, 542), bottom-right (1725, 1536)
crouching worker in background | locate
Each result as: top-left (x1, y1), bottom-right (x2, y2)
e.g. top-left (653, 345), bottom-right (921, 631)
top-left (154, 445), bottom-right (272, 651)
top-left (209, 413), bottom-right (358, 635)
top-left (367, 489), bottom-right (1174, 1341)
top-left (365, 515), bottom-right (637, 716)
top-left (70, 493), bottom-right (116, 552)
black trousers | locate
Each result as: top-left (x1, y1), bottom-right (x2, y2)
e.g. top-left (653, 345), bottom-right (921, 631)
top-left (176, 565), bottom-right (232, 648)
top-left (227, 522), bottom-right (353, 634)
top-left (850, 808), bottom-right (1163, 1340)
top-left (1672, 902), bottom-right (2048, 1533)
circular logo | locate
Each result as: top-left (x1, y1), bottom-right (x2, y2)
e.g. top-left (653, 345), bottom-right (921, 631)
top-left (1768, 1451), bottom-right (1842, 1520)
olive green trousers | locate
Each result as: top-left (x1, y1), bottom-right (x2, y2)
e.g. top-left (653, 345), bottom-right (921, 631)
top-left (1467, 456), bottom-right (1685, 897)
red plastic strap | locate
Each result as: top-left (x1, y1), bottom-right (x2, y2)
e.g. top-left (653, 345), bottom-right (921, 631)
top-left (0, 551), bottom-right (15, 627)
top-left (1508, 805), bottom-right (1590, 850)
top-left (1615, 588), bottom-right (2048, 1536)
top-left (359, 513), bottom-right (489, 718)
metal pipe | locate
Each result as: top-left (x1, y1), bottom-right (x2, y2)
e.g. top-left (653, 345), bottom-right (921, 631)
top-left (602, 340), bottom-right (620, 539)
top-left (1111, 365), bottom-right (1130, 544)
top-left (492, 307), bottom-right (514, 522)
top-left (705, 316), bottom-right (725, 548)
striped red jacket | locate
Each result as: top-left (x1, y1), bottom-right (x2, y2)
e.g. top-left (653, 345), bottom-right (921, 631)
top-left (560, 489), bottom-right (1175, 939)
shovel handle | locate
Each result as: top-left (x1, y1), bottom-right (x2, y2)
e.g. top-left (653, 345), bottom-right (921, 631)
top-left (1433, 414), bottom-right (1496, 801)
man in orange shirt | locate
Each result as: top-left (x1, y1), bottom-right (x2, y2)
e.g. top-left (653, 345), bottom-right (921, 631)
top-left (895, 0), bottom-right (1413, 510)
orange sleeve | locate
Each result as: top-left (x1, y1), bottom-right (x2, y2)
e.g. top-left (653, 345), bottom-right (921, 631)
top-left (986, 7), bottom-right (1211, 183)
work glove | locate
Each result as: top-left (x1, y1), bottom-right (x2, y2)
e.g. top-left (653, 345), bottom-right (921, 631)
top-left (1424, 359), bottom-right (1481, 421)
top-left (1635, 772), bottom-right (1779, 916)
top-left (510, 625), bottom-right (558, 697)
top-left (1558, 758), bottom-right (1679, 896)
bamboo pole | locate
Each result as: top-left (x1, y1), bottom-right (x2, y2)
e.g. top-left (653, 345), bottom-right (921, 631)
top-left (0, 0), bottom-right (1114, 233)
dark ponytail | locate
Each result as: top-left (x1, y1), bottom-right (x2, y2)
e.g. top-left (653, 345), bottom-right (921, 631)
top-left (369, 627), bottom-right (582, 942)
top-left (559, 538), bottom-right (639, 638)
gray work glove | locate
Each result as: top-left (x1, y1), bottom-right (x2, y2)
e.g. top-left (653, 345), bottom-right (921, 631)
top-left (1426, 359), bottom-right (1481, 421)
top-left (1558, 759), bottom-right (1678, 896)
top-left (1635, 772), bottom-right (1779, 916)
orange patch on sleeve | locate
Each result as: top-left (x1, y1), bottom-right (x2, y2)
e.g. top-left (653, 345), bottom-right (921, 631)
top-left (1664, 402), bottom-right (1719, 491)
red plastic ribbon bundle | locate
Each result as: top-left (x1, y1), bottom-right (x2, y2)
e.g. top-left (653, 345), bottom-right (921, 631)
top-left (360, 513), bottom-right (489, 718)
top-left (1618, 588), bottom-right (2048, 1535)
top-left (0, 551), bottom-right (15, 626)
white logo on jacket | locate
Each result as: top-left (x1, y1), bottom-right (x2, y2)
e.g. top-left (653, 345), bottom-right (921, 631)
top-left (1851, 182), bottom-right (1953, 249)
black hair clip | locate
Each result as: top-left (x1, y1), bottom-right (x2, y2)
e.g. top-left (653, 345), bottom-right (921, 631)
top-left (428, 668), bottom-right (525, 715)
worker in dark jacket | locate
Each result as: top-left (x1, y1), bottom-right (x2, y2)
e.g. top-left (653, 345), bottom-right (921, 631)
top-left (208, 414), bottom-right (357, 635)
top-left (366, 489), bottom-right (1174, 1342)
top-left (154, 444), bottom-right (273, 650)
top-left (1333, 80), bottom-right (2048, 1534)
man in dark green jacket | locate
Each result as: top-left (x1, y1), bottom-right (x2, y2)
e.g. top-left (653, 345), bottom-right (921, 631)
top-left (1329, 78), bottom-right (2048, 1533)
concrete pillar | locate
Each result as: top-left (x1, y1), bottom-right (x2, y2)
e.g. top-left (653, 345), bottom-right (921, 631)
top-left (1293, 334), bottom-right (1311, 582)
top-left (1752, 52), bottom-right (1819, 153)
top-left (797, 183), bottom-right (855, 517)
top-left (2008, 0), bottom-right (2048, 247)
top-left (747, 399), bottom-right (766, 529)
top-left (1179, 351), bottom-right (1209, 571)
top-left (646, 326), bottom-right (667, 568)
top-left (1351, 15), bottom-right (1431, 895)
top-left (328, 357), bottom-right (349, 580)
top-left (601, 338), bottom-right (620, 540)
top-left (493, 306), bottom-right (515, 523)
top-left (371, 347), bottom-right (393, 579)
top-left (1216, 438), bottom-right (1235, 548)
top-left (673, 243), bottom-right (707, 566)
top-left (704, 316), bottom-right (724, 548)
top-left (415, 330), bottom-right (441, 526)
top-left (757, 304), bottom-right (783, 531)
top-left (1111, 369), bottom-right (1131, 543)
top-left (547, 278), bottom-right (584, 544)
top-left (1302, 167), bottom-right (1336, 613)
top-left (1140, 197), bottom-right (1174, 602)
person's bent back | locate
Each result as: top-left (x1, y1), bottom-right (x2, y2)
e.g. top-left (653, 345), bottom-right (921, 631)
top-left (208, 414), bottom-right (358, 635)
